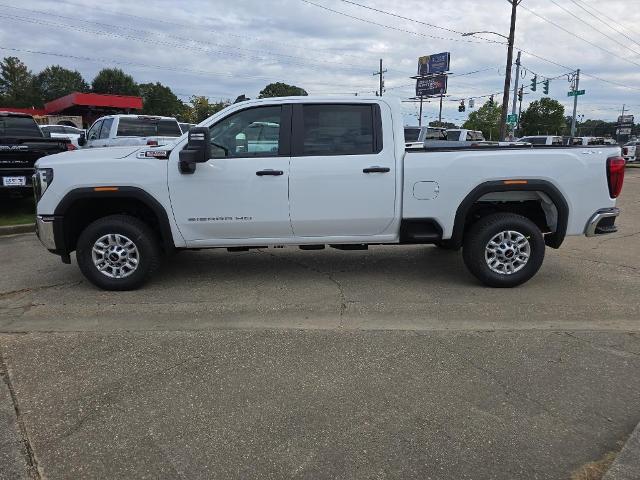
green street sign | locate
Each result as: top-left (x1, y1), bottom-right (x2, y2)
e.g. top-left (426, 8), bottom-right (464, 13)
top-left (507, 114), bottom-right (518, 124)
top-left (567, 89), bottom-right (586, 97)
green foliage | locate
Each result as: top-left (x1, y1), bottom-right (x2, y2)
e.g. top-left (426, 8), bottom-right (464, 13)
top-left (0, 56), bottom-right (41, 107)
top-left (185, 96), bottom-right (230, 123)
top-left (91, 68), bottom-right (140, 96)
top-left (258, 82), bottom-right (308, 98)
top-left (462, 100), bottom-right (501, 140)
top-left (429, 120), bottom-right (458, 129)
top-left (35, 65), bottom-right (89, 102)
top-left (139, 82), bottom-right (187, 119)
top-left (520, 97), bottom-right (565, 136)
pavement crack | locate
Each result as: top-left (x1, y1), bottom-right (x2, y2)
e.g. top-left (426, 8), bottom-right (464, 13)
top-left (0, 281), bottom-right (83, 299)
top-left (0, 348), bottom-right (41, 479)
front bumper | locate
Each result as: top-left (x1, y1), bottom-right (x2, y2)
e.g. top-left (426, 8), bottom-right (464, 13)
top-left (35, 215), bottom-right (57, 250)
top-left (585, 208), bottom-right (620, 237)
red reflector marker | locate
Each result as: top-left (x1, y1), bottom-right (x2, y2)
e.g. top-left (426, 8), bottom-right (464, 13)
top-left (66, 143), bottom-right (77, 151)
top-left (606, 156), bottom-right (625, 198)
top-left (147, 140), bottom-right (158, 146)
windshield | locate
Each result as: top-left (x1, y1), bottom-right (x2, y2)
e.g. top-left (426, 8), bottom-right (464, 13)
top-left (404, 127), bottom-right (421, 142)
top-left (0, 116), bottom-right (43, 137)
top-left (116, 117), bottom-right (182, 137)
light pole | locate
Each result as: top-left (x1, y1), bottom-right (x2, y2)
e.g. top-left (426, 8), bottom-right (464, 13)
top-left (463, 1), bottom-right (521, 141)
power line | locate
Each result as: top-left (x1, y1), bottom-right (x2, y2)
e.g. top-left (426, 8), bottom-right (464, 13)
top-left (569, 0), bottom-right (640, 49)
top-left (546, 0), bottom-right (640, 58)
top-left (520, 4), bottom-right (640, 69)
top-left (298, 0), bottom-right (503, 45)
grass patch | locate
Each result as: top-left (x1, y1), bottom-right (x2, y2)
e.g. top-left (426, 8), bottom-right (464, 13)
top-left (570, 447), bottom-right (621, 480)
top-left (0, 196), bottom-right (35, 226)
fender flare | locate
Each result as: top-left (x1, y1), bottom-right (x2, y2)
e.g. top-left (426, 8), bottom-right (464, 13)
top-left (53, 186), bottom-right (175, 253)
top-left (450, 180), bottom-right (569, 249)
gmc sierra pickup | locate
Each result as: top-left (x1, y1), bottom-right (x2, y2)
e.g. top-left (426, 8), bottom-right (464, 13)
top-left (1, 112), bottom-right (71, 196)
top-left (33, 97), bottom-right (624, 290)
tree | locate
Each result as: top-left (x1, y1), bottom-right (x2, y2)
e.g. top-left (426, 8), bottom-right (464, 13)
top-left (91, 68), bottom-right (139, 96)
top-left (462, 100), bottom-right (501, 140)
top-left (35, 65), bottom-right (89, 102)
top-left (520, 98), bottom-right (565, 136)
top-left (185, 96), bottom-right (230, 123)
top-left (429, 120), bottom-right (458, 129)
top-left (258, 82), bottom-right (307, 98)
top-left (0, 56), bottom-right (41, 107)
top-left (139, 82), bottom-right (187, 119)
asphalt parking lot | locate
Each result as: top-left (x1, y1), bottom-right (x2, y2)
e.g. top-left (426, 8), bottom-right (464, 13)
top-left (0, 169), bottom-right (639, 479)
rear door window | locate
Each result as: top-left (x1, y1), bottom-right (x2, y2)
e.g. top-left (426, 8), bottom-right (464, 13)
top-left (299, 104), bottom-right (378, 156)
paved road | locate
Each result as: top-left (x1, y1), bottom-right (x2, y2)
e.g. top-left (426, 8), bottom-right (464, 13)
top-left (0, 169), bottom-right (638, 479)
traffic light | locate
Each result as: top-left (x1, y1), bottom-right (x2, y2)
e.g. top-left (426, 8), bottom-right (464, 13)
top-left (543, 79), bottom-right (550, 95)
top-left (518, 87), bottom-right (523, 102)
top-left (489, 95), bottom-right (494, 106)
top-left (469, 98), bottom-right (475, 109)
top-left (531, 75), bottom-right (537, 92)
top-left (458, 100), bottom-right (465, 112)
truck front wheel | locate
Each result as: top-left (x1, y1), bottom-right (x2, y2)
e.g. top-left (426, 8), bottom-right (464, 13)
top-left (76, 215), bottom-right (160, 291)
top-left (462, 213), bottom-right (545, 288)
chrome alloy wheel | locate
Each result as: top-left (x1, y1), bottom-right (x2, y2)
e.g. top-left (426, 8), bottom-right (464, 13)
top-left (484, 230), bottom-right (531, 275)
top-left (91, 233), bottom-right (140, 279)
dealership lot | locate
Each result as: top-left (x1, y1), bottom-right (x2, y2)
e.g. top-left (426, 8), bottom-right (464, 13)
top-left (0, 169), bottom-right (639, 479)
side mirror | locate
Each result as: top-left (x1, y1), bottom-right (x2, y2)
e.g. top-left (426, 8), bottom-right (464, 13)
top-left (78, 133), bottom-right (86, 146)
top-left (179, 127), bottom-right (211, 174)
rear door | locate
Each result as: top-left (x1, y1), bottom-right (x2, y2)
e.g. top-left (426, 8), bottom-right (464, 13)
top-left (288, 102), bottom-right (396, 237)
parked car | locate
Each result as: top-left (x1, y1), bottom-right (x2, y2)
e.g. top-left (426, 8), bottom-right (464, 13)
top-left (79, 115), bottom-right (182, 148)
top-left (0, 111), bottom-right (72, 197)
top-left (622, 141), bottom-right (638, 163)
top-left (571, 136), bottom-right (605, 146)
top-left (446, 129), bottom-right (485, 142)
top-left (34, 97), bottom-right (624, 290)
top-left (517, 135), bottom-right (564, 146)
top-left (179, 123), bottom-right (196, 134)
top-left (40, 124), bottom-right (85, 148)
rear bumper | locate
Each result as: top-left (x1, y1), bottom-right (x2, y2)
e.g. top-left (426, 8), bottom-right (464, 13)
top-left (585, 208), bottom-right (620, 237)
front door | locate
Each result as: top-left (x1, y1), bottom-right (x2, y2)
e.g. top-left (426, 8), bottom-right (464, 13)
top-left (168, 105), bottom-right (293, 243)
top-left (289, 103), bottom-right (396, 237)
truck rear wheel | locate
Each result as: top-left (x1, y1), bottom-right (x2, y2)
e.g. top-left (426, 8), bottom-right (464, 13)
top-left (76, 215), bottom-right (160, 291)
top-left (462, 213), bottom-right (545, 288)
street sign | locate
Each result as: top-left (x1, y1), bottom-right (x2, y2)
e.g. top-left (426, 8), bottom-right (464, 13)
top-left (507, 114), bottom-right (518, 124)
top-left (618, 115), bottom-right (634, 124)
top-left (617, 127), bottom-right (632, 135)
top-left (567, 89), bottom-right (586, 97)
top-left (416, 75), bottom-right (447, 97)
top-left (417, 52), bottom-right (450, 76)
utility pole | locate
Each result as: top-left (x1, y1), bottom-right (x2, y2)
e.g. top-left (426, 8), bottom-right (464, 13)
top-left (517, 85), bottom-right (524, 133)
top-left (499, 0), bottom-right (520, 141)
top-left (418, 97), bottom-right (424, 127)
top-left (374, 59), bottom-right (387, 96)
top-left (438, 94), bottom-right (443, 124)
top-left (511, 51), bottom-right (521, 117)
top-left (570, 69), bottom-right (581, 137)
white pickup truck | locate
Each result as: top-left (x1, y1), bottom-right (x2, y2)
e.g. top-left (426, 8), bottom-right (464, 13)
top-left (33, 97), bottom-right (625, 290)
top-left (78, 114), bottom-right (182, 148)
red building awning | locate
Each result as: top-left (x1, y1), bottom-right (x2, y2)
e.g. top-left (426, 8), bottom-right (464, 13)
top-left (44, 92), bottom-right (143, 113)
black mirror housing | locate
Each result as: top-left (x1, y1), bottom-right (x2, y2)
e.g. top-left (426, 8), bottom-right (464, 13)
top-left (179, 127), bottom-right (211, 174)
top-left (78, 133), bottom-right (86, 146)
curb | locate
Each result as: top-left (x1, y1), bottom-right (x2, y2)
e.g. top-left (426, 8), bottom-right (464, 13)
top-left (0, 224), bottom-right (34, 237)
top-left (603, 421), bottom-right (640, 480)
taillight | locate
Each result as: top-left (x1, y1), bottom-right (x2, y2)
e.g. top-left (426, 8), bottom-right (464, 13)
top-left (66, 143), bottom-right (77, 151)
top-left (606, 156), bottom-right (625, 198)
top-left (147, 140), bottom-right (158, 146)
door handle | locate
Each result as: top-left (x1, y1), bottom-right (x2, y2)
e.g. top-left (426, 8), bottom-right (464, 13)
top-left (256, 169), bottom-right (284, 176)
top-left (363, 166), bottom-right (390, 173)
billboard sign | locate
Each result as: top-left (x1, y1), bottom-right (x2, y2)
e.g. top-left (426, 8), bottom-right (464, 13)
top-left (418, 52), bottom-right (450, 76)
top-left (617, 127), bottom-right (632, 135)
top-left (618, 115), bottom-right (634, 124)
top-left (416, 75), bottom-right (448, 97)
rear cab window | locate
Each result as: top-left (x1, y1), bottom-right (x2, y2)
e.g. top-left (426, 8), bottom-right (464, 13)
top-left (404, 128), bottom-right (421, 142)
top-left (116, 117), bottom-right (182, 137)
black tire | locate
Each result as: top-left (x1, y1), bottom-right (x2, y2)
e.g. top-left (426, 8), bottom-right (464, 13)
top-left (76, 215), bottom-right (160, 291)
top-left (462, 213), bottom-right (545, 288)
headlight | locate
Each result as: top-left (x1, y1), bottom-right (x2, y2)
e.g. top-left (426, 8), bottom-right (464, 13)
top-left (33, 168), bottom-right (54, 201)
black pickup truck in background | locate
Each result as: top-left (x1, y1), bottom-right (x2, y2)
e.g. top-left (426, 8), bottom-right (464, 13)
top-left (0, 111), bottom-right (72, 197)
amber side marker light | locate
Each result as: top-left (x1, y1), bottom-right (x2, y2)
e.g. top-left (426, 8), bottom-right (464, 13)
top-left (503, 180), bottom-right (528, 185)
top-left (93, 187), bottom-right (119, 192)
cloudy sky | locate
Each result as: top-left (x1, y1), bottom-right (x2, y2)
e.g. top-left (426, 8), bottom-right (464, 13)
top-left (2, 0), bottom-right (640, 124)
